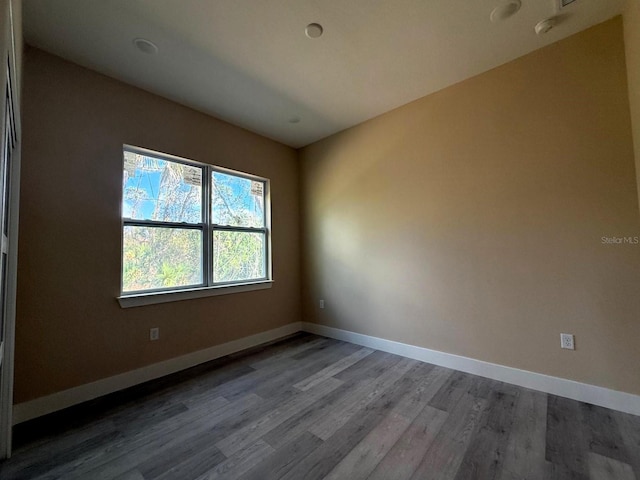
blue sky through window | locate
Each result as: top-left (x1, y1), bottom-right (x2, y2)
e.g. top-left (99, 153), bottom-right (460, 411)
top-left (212, 171), bottom-right (264, 228)
top-left (123, 153), bottom-right (202, 223)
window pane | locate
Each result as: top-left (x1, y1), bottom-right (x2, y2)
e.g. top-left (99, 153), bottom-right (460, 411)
top-left (212, 171), bottom-right (265, 228)
top-left (123, 151), bottom-right (202, 223)
top-left (123, 226), bottom-right (203, 292)
top-left (213, 230), bottom-right (266, 282)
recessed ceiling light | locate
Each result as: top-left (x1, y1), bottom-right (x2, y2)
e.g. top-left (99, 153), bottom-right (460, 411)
top-left (133, 38), bottom-right (158, 55)
top-left (490, 1), bottom-right (522, 22)
top-left (288, 116), bottom-right (301, 124)
top-left (305, 23), bottom-right (323, 39)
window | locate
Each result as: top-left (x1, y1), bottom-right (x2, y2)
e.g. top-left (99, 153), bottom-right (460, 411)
top-left (121, 146), bottom-right (270, 300)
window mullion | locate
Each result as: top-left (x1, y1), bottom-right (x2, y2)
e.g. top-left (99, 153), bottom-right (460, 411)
top-left (211, 225), bottom-right (266, 234)
top-left (123, 219), bottom-right (204, 229)
top-left (204, 165), bottom-right (212, 287)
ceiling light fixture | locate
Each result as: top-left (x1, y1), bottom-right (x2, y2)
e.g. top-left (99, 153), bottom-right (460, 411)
top-left (133, 38), bottom-right (158, 55)
top-left (490, 0), bottom-right (522, 22)
top-left (305, 23), bottom-right (324, 39)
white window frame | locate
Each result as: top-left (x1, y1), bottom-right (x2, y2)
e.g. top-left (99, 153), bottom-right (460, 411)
top-left (118, 145), bottom-right (272, 308)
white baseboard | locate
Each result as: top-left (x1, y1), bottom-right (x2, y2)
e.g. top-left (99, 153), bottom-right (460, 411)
top-left (301, 322), bottom-right (640, 417)
top-left (13, 320), bottom-right (640, 424)
top-left (12, 322), bottom-right (302, 425)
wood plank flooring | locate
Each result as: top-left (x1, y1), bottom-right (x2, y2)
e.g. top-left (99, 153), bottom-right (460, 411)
top-left (1, 333), bottom-right (639, 480)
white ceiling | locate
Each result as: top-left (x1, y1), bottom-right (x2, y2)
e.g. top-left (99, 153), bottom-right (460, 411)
top-left (23, 0), bottom-right (627, 148)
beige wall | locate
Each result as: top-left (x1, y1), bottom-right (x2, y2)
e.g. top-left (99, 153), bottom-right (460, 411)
top-left (16, 48), bottom-right (300, 403)
top-left (301, 17), bottom-right (640, 395)
top-left (624, 0), bottom-right (640, 212)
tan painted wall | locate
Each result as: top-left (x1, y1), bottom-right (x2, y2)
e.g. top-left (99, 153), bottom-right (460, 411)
top-left (624, 0), bottom-right (640, 212)
top-left (300, 17), bottom-right (640, 395)
top-left (16, 48), bottom-right (300, 403)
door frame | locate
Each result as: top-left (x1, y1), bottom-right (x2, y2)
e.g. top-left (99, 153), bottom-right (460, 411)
top-left (0, 0), bottom-right (21, 460)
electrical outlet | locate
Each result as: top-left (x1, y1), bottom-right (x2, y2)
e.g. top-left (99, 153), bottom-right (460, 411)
top-left (150, 327), bottom-right (160, 341)
top-left (319, 299), bottom-right (325, 309)
top-left (560, 333), bottom-right (574, 350)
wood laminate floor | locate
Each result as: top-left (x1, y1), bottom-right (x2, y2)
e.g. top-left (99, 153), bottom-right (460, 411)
top-left (1, 333), bottom-right (639, 480)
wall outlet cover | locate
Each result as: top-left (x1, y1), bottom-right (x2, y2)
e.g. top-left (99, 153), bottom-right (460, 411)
top-left (560, 333), bottom-right (574, 350)
top-left (150, 327), bottom-right (160, 341)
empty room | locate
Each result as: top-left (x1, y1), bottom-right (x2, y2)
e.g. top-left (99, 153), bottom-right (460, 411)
top-left (1, 0), bottom-right (640, 478)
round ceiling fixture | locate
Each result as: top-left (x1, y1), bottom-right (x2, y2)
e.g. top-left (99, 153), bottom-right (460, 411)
top-left (305, 23), bottom-right (324, 39)
top-left (534, 18), bottom-right (556, 35)
top-left (490, 0), bottom-right (522, 22)
top-left (288, 116), bottom-right (301, 124)
top-left (133, 38), bottom-right (158, 55)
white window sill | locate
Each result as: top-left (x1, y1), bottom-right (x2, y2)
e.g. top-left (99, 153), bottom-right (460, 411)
top-left (117, 280), bottom-right (273, 308)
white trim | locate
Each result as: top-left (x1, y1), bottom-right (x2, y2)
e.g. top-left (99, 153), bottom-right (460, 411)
top-left (13, 320), bottom-right (640, 425)
top-left (12, 322), bottom-right (302, 424)
top-left (117, 281), bottom-right (273, 308)
top-left (301, 323), bottom-right (640, 417)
